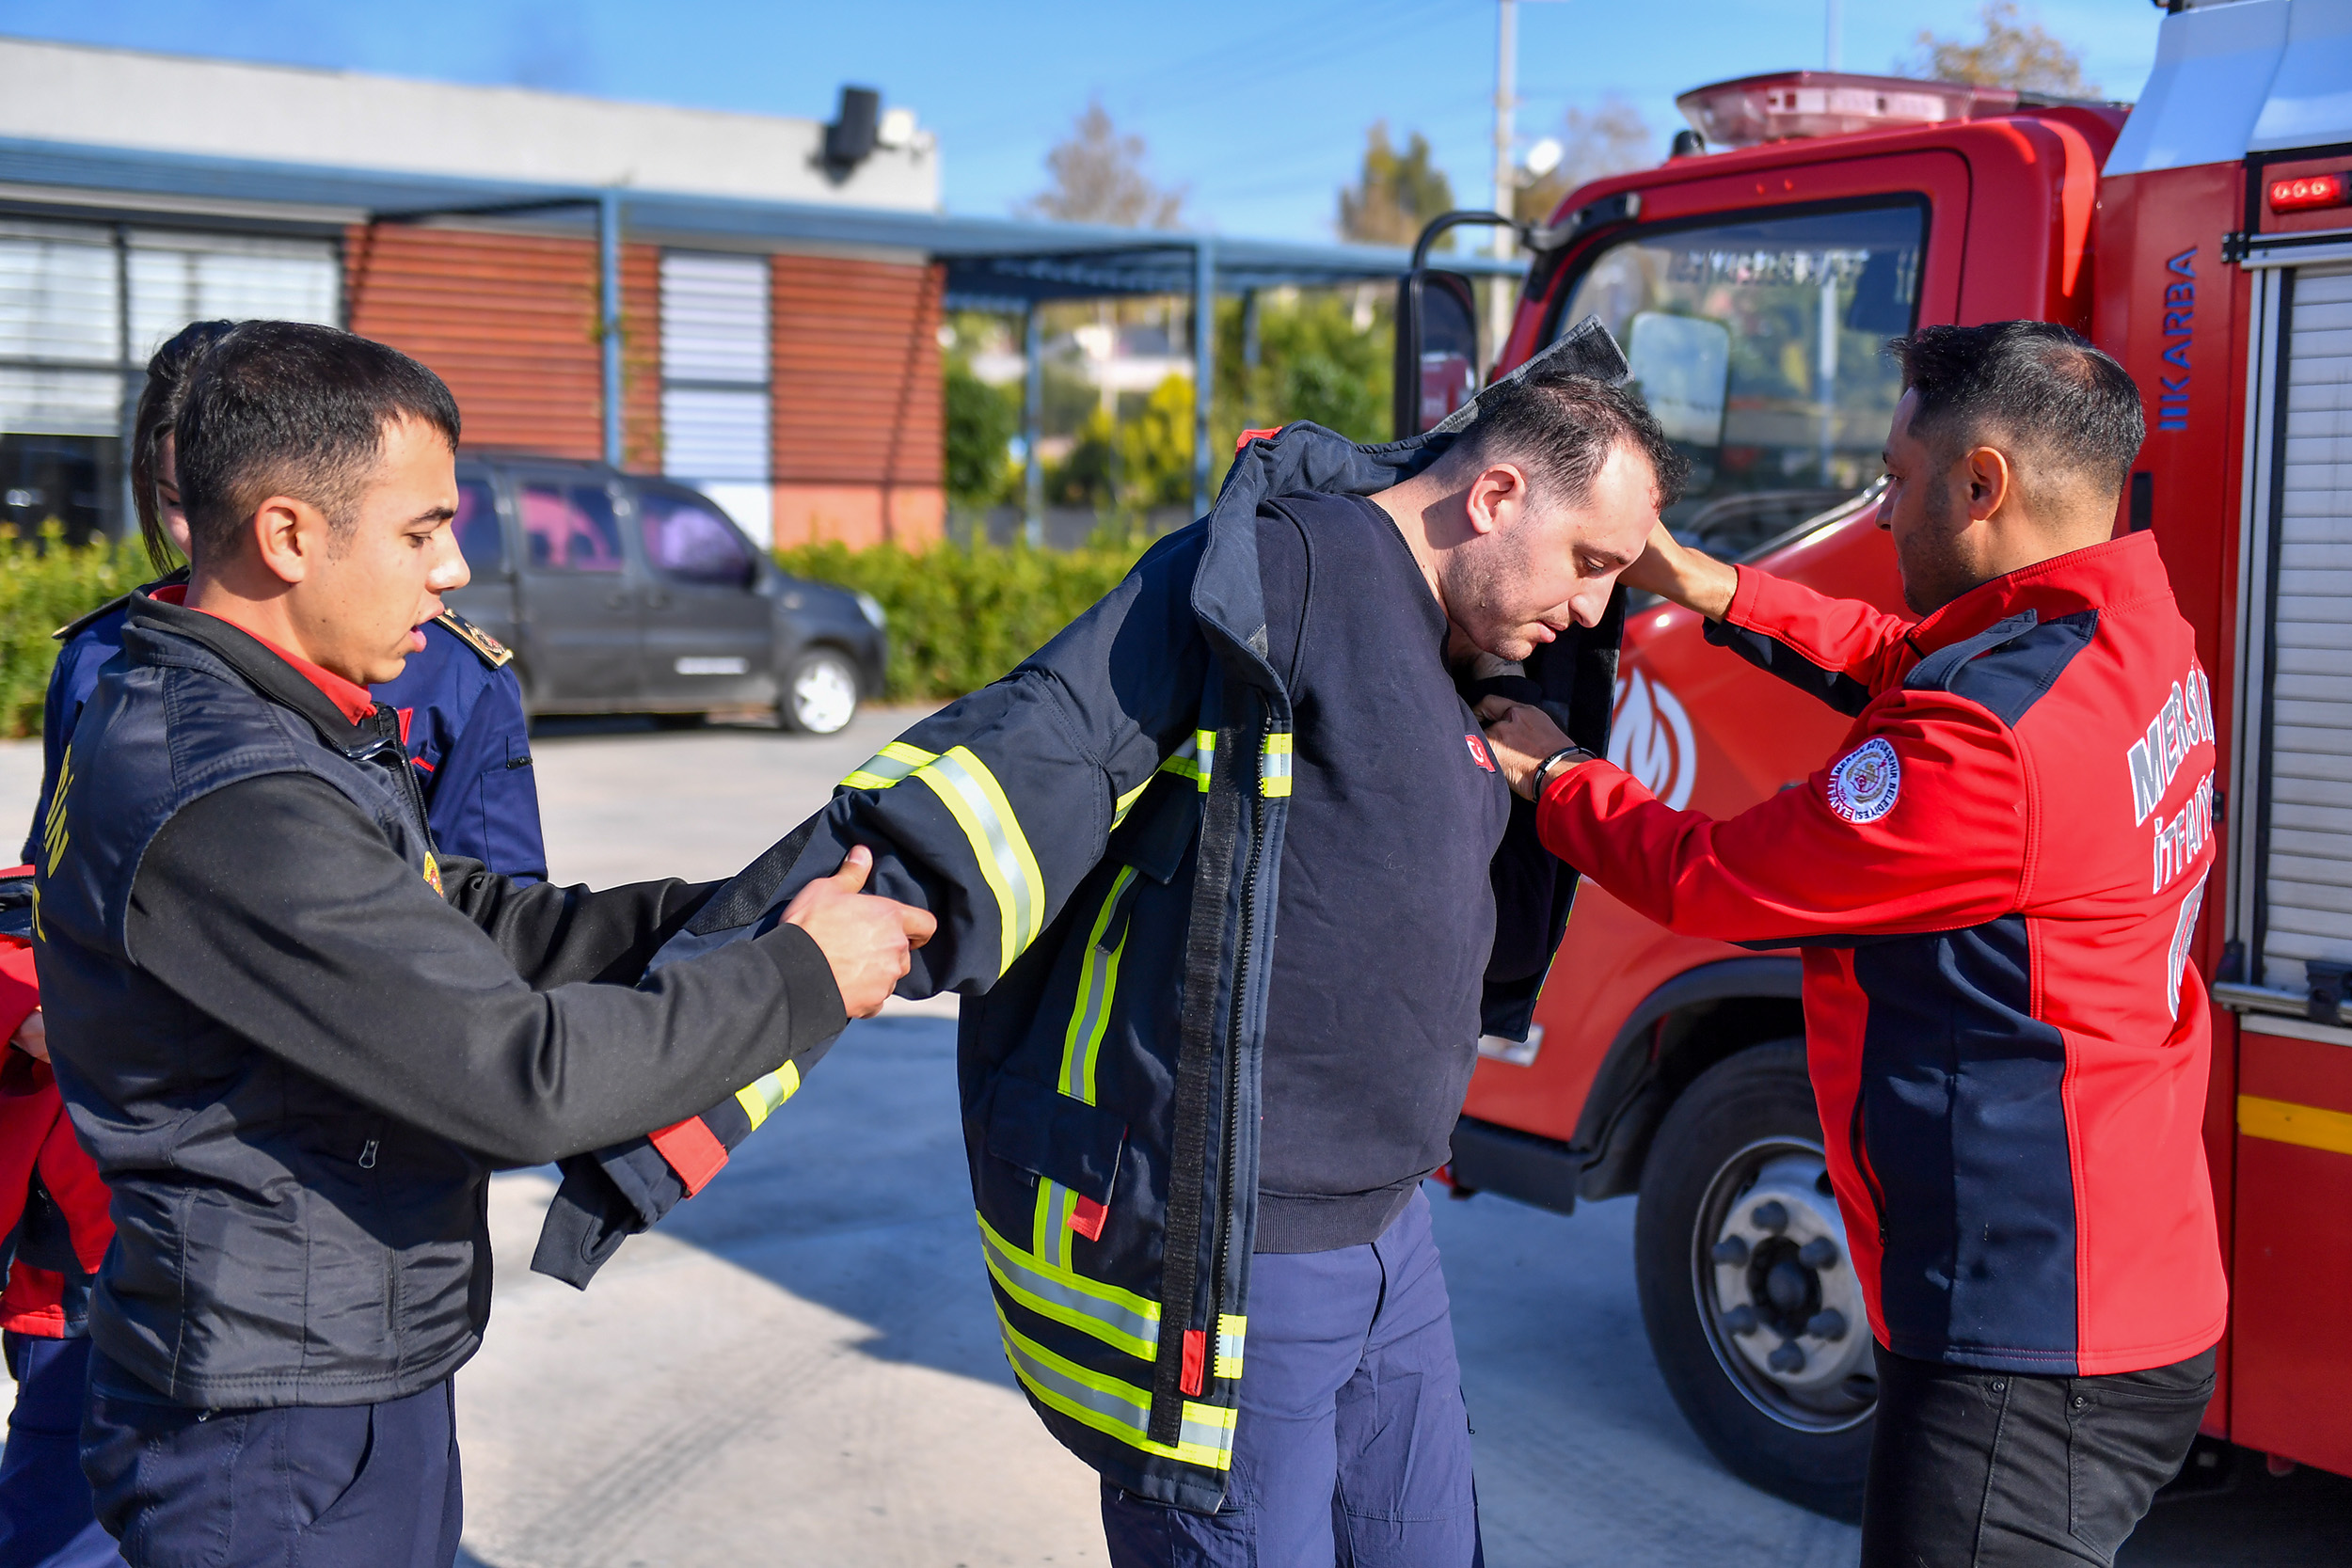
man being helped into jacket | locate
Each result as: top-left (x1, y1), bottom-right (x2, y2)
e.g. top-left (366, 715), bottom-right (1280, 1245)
top-left (1481, 323), bottom-right (2225, 1567)
top-left (576, 336), bottom-right (1679, 1567)
top-left (31, 321), bottom-right (933, 1568)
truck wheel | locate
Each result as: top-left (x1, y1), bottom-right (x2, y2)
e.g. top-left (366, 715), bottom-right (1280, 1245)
top-left (778, 648), bottom-right (859, 736)
top-left (1634, 1040), bottom-right (1874, 1521)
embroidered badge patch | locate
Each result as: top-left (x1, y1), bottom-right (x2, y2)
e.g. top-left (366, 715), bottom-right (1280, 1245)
top-left (421, 851), bottom-right (444, 897)
top-left (1465, 734), bottom-right (1497, 772)
top-left (1825, 737), bottom-right (1900, 824)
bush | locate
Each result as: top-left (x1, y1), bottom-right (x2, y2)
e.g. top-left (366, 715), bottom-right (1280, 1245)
top-left (778, 533), bottom-right (1151, 701)
top-left (0, 525), bottom-right (147, 739)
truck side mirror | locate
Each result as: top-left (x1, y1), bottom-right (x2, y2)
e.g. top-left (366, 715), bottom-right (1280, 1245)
top-left (1393, 269), bottom-right (1482, 439)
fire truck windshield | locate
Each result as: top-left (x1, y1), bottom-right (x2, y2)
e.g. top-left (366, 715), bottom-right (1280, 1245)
top-left (1553, 202), bottom-right (1923, 559)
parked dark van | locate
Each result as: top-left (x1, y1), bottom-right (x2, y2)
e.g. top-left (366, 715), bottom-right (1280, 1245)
top-left (442, 456), bottom-right (886, 734)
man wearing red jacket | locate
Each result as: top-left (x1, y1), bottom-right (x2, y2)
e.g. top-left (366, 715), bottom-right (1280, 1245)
top-left (1482, 322), bottom-right (2223, 1566)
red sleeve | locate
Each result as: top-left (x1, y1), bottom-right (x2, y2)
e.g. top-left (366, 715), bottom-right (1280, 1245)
top-left (1726, 564), bottom-right (1920, 700)
top-left (1536, 691), bottom-right (2029, 943)
top-left (0, 938), bottom-right (35, 1046)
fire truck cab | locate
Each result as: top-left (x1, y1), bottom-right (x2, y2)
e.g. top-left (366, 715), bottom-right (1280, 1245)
top-left (1400, 0), bottom-right (2352, 1517)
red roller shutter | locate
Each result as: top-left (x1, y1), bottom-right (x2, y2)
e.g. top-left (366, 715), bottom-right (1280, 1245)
top-left (771, 255), bottom-right (943, 490)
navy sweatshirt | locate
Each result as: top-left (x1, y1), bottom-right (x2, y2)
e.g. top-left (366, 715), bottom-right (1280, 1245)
top-left (1252, 493), bottom-right (1515, 1253)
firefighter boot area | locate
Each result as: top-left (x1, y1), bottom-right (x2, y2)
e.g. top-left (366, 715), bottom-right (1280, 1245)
top-left (5, 721), bottom-right (2339, 1568)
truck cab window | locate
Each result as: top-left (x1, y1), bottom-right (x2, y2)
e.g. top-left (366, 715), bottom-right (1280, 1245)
top-left (519, 482), bottom-right (623, 573)
top-left (451, 478), bottom-right (502, 574)
top-left (1555, 204), bottom-right (1923, 560)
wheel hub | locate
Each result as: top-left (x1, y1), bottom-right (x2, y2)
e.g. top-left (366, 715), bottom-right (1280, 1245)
top-left (791, 658), bottom-right (858, 734)
top-left (1693, 1144), bottom-right (1875, 1431)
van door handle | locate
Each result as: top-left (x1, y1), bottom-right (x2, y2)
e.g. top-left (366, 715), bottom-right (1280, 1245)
top-left (603, 592), bottom-right (629, 611)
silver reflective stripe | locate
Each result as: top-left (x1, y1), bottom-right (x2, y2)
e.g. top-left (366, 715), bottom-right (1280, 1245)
top-left (1061, 867), bottom-right (1138, 1102)
top-left (979, 1216), bottom-right (1157, 1357)
top-left (995, 1309), bottom-right (1236, 1469)
top-left (915, 746), bottom-right (1044, 973)
top-left (840, 740), bottom-right (936, 791)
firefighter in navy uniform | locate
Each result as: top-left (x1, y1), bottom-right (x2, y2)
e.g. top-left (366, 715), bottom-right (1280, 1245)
top-left (32, 322), bottom-right (931, 1568)
top-left (375, 611), bottom-right (548, 882)
top-left (536, 324), bottom-right (1679, 1566)
top-left (1484, 324), bottom-right (2226, 1567)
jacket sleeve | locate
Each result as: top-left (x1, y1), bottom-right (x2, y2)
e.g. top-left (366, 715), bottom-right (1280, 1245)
top-left (1534, 689), bottom-right (2029, 944)
top-left (678, 525), bottom-right (1215, 997)
top-left (1699, 565), bottom-right (1921, 718)
top-left (419, 667), bottom-right (548, 882)
top-left (118, 773), bottom-right (847, 1167)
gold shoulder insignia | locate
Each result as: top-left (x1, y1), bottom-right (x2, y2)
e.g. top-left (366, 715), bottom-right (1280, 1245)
top-left (435, 611), bottom-right (514, 670)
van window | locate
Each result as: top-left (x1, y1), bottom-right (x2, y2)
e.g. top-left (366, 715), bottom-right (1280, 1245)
top-left (452, 478), bottom-right (502, 573)
top-left (519, 482), bottom-right (624, 573)
top-left (1554, 203), bottom-right (1924, 558)
top-left (638, 489), bottom-right (753, 586)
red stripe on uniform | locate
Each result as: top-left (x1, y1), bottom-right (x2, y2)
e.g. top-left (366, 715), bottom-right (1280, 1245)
top-left (647, 1117), bottom-right (730, 1196)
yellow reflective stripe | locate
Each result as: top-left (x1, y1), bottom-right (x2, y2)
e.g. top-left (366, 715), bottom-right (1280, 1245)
top-left (1112, 774), bottom-right (1153, 827)
top-left (840, 740), bottom-right (938, 791)
top-left (914, 746), bottom-right (1044, 976)
top-left (2240, 1094), bottom-right (2352, 1157)
top-left (1156, 731), bottom-right (1215, 793)
top-left (1215, 1312), bottom-right (1246, 1381)
top-left (978, 1212), bottom-right (1159, 1359)
top-left (1062, 867), bottom-right (1138, 1105)
top-left (733, 1061), bottom-right (803, 1132)
top-left (41, 744), bottom-right (72, 875)
top-left (1261, 732), bottom-right (1293, 799)
top-left (994, 1307), bottom-right (1235, 1470)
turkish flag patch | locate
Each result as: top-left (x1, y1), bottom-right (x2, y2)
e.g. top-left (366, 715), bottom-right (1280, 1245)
top-left (1465, 734), bottom-right (1497, 771)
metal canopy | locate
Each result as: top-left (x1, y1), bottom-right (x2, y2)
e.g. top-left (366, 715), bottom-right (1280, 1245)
top-left (0, 134), bottom-right (1528, 517)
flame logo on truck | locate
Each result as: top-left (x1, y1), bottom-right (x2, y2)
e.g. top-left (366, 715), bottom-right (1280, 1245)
top-left (1609, 667), bottom-right (1696, 810)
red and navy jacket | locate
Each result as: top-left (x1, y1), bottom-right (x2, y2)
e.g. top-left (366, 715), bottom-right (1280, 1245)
top-left (1, 865), bottom-right (113, 1339)
top-left (1539, 531), bottom-right (2227, 1376)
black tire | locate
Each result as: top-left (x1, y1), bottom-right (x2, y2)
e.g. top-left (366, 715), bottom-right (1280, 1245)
top-left (1634, 1040), bottom-right (1874, 1521)
top-left (777, 647), bottom-right (860, 736)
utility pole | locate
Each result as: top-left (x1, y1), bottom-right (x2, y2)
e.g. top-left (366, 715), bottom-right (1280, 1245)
top-left (1489, 0), bottom-right (1518, 368)
top-left (1825, 0), bottom-right (1842, 71)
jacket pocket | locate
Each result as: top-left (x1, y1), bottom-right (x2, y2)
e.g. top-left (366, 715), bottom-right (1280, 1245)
top-left (2065, 1356), bottom-right (2215, 1557)
top-left (986, 1072), bottom-right (1127, 1207)
top-left (1848, 1088), bottom-right (1887, 1245)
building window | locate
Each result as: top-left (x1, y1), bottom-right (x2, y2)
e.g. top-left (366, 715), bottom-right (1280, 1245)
top-left (659, 251), bottom-right (772, 548)
top-left (0, 220), bottom-right (337, 541)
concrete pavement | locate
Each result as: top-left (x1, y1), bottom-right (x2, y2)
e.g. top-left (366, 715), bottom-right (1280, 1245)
top-left (4, 708), bottom-right (2347, 1564)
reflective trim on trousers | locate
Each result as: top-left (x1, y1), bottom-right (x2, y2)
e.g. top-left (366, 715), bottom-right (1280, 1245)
top-left (978, 1212), bottom-right (1158, 1361)
top-left (994, 1306), bottom-right (1236, 1471)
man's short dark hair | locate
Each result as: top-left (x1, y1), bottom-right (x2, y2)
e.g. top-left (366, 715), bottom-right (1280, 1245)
top-left (1442, 367), bottom-right (1690, 513)
top-left (1886, 321), bottom-right (2143, 503)
top-left (174, 321), bottom-right (461, 565)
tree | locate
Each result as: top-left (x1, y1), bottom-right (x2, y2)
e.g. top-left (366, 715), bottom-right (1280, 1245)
top-left (1021, 100), bottom-right (1186, 229)
top-left (1339, 122), bottom-right (1454, 247)
top-left (1515, 96), bottom-right (1654, 226)
top-left (944, 359), bottom-right (1019, 509)
top-left (1901, 2), bottom-right (2098, 97)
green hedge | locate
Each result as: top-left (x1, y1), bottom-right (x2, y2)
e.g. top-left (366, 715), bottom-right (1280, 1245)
top-left (778, 534), bottom-right (1150, 701)
top-left (1, 527), bottom-right (148, 740)
top-left (0, 528), bottom-right (1150, 739)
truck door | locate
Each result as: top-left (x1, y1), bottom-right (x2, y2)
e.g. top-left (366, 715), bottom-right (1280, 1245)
top-left (2218, 246), bottom-right (2352, 1478)
top-left (437, 465), bottom-right (519, 657)
top-left (507, 466), bottom-right (643, 706)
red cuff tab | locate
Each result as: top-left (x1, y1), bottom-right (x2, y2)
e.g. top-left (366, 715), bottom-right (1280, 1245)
top-left (1234, 426), bottom-right (1282, 453)
top-left (1068, 1194), bottom-right (1107, 1242)
top-left (647, 1117), bottom-right (730, 1197)
top-left (1180, 1328), bottom-right (1206, 1396)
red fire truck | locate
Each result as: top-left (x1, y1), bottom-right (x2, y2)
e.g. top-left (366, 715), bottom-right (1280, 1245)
top-left (1399, 0), bottom-right (2352, 1518)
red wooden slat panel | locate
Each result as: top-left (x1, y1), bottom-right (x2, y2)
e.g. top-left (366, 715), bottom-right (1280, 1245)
top-left (771, 255), bottom-right (943, 486)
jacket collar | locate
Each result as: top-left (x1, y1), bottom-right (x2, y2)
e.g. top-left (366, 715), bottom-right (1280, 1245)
top-left (1905, 531), bottom-right (2171, 658)
top-left (124, 591), bottom-right (385, 750)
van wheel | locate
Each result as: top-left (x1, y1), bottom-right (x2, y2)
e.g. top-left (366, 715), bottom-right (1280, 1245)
top-left (778, 648), bottom-right (859, 736)
top-left (1634, 1040), bottom-right (1874, 1521)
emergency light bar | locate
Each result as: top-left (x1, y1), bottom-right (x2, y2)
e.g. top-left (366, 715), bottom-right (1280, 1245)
top-left (1677, 71), bottom-right (2025, 150)
top-left (2270, 172), bottom-right (2349, 213)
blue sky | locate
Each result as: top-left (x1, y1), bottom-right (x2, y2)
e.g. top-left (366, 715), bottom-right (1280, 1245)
top-left (5, 1), bottom-right (2165, 241)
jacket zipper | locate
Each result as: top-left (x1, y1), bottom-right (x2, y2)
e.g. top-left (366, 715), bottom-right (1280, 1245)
top-left (1847, 1088), bottom-right (1887, 1244)
top-left (1207, 715), bottom-right (1268, 1372)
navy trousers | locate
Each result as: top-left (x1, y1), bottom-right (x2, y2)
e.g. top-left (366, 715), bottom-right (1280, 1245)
top-left (1, 1334), bottom-right (122, 1568)
top-left (79, 1353), bottom-right (461, 1568)
top-left (1100, 1188), bottom-right (1483, 1567)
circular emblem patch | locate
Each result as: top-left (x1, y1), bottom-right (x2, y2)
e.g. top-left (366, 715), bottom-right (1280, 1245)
top-left (1825, 737), bottom-right (1901, 824)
